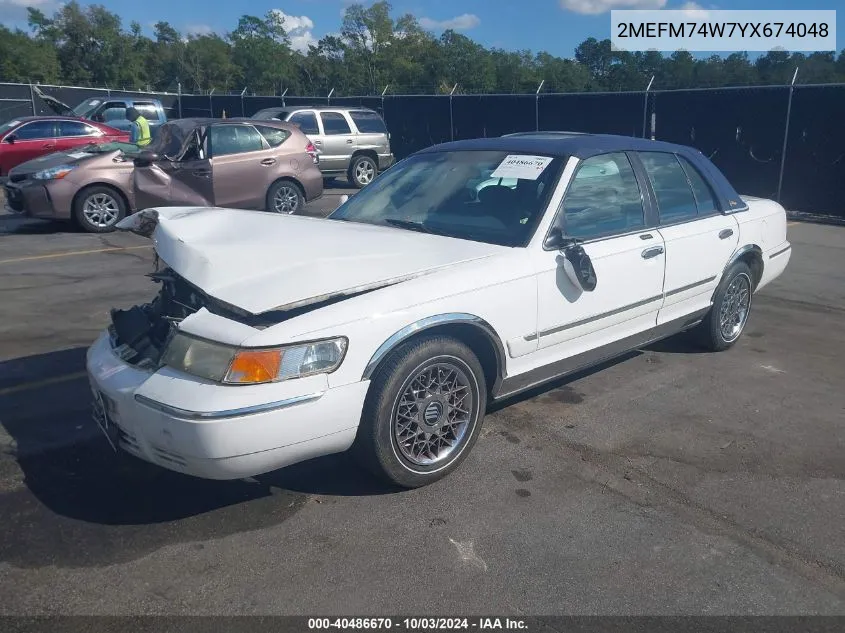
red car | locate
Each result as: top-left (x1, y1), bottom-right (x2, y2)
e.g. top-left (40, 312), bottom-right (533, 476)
top-left (0, 116), bottom-right (129, 178)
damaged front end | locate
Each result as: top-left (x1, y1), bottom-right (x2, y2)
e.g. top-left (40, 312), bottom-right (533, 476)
top-left (108, 265), bottom-right (218, 369)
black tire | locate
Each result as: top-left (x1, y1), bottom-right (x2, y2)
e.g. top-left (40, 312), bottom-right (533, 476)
top-left (73, 185), bottom-right (127, 233)
top-left (266, 180), bottom-right (304, 214)
top-left (353, 335), bottom-right (487, 488)
top-left (695, 261), bottom-right (754, 352)
top-left (348, 154), bottom-right (377, 189)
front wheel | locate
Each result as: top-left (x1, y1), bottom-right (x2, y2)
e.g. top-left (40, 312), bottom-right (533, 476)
top-left (73, 186), bottom-right (127, 233)
top-left (695, 261), bottom-right (754, 351)
top-left (266, 180), bottom-right (304, 214)
top-left (354, 336), bottom-right (487, 488)
top-left (348, 155), bottom-right (377, 189)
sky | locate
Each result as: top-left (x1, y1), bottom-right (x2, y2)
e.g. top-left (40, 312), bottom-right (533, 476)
top-left (0, 0), bottom-right (842, 59)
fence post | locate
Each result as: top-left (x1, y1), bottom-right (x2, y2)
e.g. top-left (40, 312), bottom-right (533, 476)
top-left (177, 82), bottom-right (182, 119)
top-left (535, 80), bottom-right (545, 131)
top-left (776, 67), bottom-right (799, 204)
top-left (208, 88), bottom-right (215, 117)
top-left (28, 83), bottom-right (36, 115)
top-left (240, 87), bottom-right (247, 117)
top-left (642, 75), bottom-right (654, 139)
top-left (449, 83), bottom-right (458, 141)
top-left (281, 88), bottom-right (288, 107)
top-left (381, 85), bottom-right (389, 119)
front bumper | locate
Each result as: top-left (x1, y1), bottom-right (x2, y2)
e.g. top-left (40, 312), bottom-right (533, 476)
top-left (3, 179), bottom-right (75, 219)
top-left (85, 331), bottom-right (368, 480)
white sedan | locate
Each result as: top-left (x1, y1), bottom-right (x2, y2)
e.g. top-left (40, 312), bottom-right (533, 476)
top-left (86, 132), bottom-right (791, 488)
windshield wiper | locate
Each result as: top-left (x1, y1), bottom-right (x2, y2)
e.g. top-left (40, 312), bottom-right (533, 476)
top-left (384, 218), bottom-right (436, 235)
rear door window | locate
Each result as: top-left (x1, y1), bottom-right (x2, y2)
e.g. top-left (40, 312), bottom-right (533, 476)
top-left (678, 155), bottom-right (719, 215)
top-left (638, 151), bottom-right (699, 224)
top-left (288, 111), bottom-right (319, 135)
top-left (319, 112), bottom-right (352, 135)
top-left (13, 120), bottom-right (57, 140)
top-left (210, 124), bottom-right (266, 157)
top-left (349, 111), bottom-right (387, 134)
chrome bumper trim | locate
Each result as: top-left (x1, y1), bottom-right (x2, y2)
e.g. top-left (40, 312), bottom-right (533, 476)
top-left (134, 391), bottom-right (324, 420)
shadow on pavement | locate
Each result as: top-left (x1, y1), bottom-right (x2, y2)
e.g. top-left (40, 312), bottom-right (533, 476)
top-left (0, 346), bottom-right (394, 570)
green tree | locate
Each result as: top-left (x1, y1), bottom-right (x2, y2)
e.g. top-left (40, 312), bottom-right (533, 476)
top-left (229, 12), bottom-right (294, 94)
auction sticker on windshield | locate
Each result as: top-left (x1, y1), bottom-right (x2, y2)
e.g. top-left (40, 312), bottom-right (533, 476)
top-left (67, 152), bottom-right (92, 159)
top-left (491, 155), bottom-right (553, 180)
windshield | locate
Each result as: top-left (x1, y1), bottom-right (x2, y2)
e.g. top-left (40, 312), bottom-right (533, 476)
top-left (329, 150), bottom-right (565, 247)
top-left (72, 98), bottom-right (102, 118)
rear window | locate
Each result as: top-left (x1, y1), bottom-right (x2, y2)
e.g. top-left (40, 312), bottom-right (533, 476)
top-left (134, 103), bottom-right (160, 122)
top-left (254, 109), bottom-right (287, 121)
top-left (349, 110), bottom-right (387, 134)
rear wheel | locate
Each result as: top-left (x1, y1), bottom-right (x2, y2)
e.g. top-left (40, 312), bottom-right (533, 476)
top-left (353, 336), bottom-right (487, 488)
top-left (266, 180), bottom-right (304, 214)
top-left (695, 261), bottom-right (754, 351)
top-left (348, 155), bottom-right (377, 189)
top-left (73, 186), bottom-right (127, 233)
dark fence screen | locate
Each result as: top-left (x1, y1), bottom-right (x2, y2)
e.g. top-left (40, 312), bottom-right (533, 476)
top-left (1, 82), bottom-right (843, 219)
top-left (652, 87), bottom-right (790, 201)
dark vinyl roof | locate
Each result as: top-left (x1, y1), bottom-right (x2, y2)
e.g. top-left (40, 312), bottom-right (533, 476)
top-left (419, 133), bottom-right (698, 160)
top-left (418, 132), bottom-right (749, 213)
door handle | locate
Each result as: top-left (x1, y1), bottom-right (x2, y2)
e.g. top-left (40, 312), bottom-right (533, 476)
top-left (641, 246), bottom-right (664, 259)
top-left (639, 233), bottom-right (654, 240)
top-left (346, 139), bottom-right (354, 144)
top-left (260, 158), bottom-right (276, 166)
top-left (192, 170), bottom-right (211, 178)
top-left (43, 144), bottom-right (55, 149)
top-left (719, 228), bottom-right (734, 239)
top-left (313, 139), bottom-right (322, 145)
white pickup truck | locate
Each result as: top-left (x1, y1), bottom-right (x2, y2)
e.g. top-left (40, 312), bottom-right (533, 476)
top-left (87, 132), bottom-right (791, 488)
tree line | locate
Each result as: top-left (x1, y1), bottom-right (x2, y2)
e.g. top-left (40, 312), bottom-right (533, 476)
top-left (2, 1), bottom-right (844, 96)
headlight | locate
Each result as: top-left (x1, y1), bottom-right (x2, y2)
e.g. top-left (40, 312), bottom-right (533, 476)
top-left (32, 165), bottom-right (77, 180)
top-left (160, 333), bottom-right (348, 384)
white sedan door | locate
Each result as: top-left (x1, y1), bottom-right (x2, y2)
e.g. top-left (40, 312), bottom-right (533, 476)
top-left (634, 151), bottom-right (739, 326)
top-left (527, 152), bottom-right (667, 373)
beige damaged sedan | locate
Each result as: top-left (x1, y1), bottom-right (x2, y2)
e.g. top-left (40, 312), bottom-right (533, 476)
top-left (3, 118), bottom-right (324, 233)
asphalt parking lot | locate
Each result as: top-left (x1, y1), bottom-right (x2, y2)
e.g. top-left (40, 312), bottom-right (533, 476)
top-left (0, 191), bottom-right (843, 615)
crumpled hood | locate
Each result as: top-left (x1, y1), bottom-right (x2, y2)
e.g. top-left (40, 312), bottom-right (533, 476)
top-left (118, 207), bottom-right (505, 315)
top-left (10, 147), bottom-right (120, 177)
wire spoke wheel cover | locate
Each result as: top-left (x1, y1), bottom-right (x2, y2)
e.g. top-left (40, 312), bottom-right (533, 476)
top-left (273, 185), bottom-right (300, 213)
top-left (719, 273), bottom-right (751, 342)
top-left (354, 159), bottom-right (375, 185)
top-left (392, 361), bottom-right (474, 467)
top-left (83, 193), bottom-right (119, 228)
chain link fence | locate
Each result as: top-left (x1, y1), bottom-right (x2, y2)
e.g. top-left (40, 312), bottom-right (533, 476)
top-left (2, 81), bottom-right (843, 220)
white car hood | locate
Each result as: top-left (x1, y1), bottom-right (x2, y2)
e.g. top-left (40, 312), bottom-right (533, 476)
top-left (118, 207), bottom-right (504, 315)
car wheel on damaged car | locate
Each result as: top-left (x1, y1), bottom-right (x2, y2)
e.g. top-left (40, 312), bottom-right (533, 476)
top-left (267, 180), bottom-right (304, 214)
top-left (86, 132), bottom-right (792, 488)
top-left (74, 185), bottom-right (126, 232)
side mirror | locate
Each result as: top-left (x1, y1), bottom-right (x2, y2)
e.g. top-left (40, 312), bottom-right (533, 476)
top-left (4, 134), bottom-right (15, 144)
top-left (339, 194), bottom-right (349, 205)
top-left (92, 114), bottom-right (105, 122)
top-left (547, 228), bottom-right (597, 292)
top-left (134, 150), bottom-right (159, 167)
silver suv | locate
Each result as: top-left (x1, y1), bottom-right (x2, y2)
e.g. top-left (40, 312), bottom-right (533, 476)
top-left (252, 106), bottom-right (394, 188)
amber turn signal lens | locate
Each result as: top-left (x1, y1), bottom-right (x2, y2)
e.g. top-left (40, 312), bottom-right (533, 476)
top-left (227, 349), bottom-right (282, 384)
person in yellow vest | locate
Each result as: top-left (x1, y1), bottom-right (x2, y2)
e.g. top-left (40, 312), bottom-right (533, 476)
top-left (126, 107), bottom-right (151, 147)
